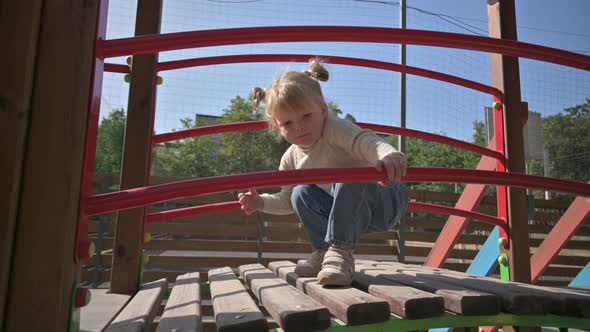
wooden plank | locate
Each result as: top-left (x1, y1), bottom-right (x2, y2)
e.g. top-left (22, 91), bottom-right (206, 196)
top-left (295, 277), bottom-right (390, 326)
top-left (157, 273), bottom-right (202, 332)
top-left (0, 1), bottom-right (42, 322)
top-left (106, 278), bottom-right (167, 332)
top-left (378, 262), bottom-right (552, 315)
top-left (208, 267), bottom-right (267, 332)
top-left (239, 263), bottom-right (330, 332)
top-left (268, 260), bottom-right (443, 320)
top-left (3, 1), bottom-right (100, 331)
top-left (268, 260), bottom-right (300, 286)
top-left (80, 289), bottom-right (131, 332)
top-left (352, 271), bottom-right (445, 319)
top-left (409, 263), bottom-right (590, 318)
top-left (147, 222), bottom-right (259, 237)
top-left (356, 263), bottom-right (500, 315)
top-left (110, 0), bottom-right (163, 294)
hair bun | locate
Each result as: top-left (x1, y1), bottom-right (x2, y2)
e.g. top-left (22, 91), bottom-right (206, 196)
top-left (250, 87), bottom-right (266, 108)
top-left (306, 58), bottom-right (329, 82)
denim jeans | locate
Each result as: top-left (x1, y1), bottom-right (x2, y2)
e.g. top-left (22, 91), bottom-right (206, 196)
top-left (291, 182), bottom-right (409, 251)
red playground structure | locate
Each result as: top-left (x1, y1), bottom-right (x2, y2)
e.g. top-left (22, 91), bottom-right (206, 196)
top-left (2, 1), bottom-right (589, 332)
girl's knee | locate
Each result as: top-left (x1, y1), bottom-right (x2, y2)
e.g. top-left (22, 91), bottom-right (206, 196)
top-left (291, 184), bottom-right (316, 207)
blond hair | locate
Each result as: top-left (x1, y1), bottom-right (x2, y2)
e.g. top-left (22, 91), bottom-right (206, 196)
top-left (251, 58), bottom-right (329, 130)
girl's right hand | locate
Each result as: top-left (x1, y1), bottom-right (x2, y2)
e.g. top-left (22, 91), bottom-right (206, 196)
top-left (238, 189), bottom-right (263, 215)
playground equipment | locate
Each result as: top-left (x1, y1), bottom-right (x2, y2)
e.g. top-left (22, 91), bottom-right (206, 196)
top-left (2, 1), bottom-right (589, 332)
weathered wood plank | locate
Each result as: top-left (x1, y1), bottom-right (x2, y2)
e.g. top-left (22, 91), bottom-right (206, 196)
top-left (0, 0), bottom-right (43, 322)
top-left (80, 289), bottom-right (131, 332)
top-left (3, 1), bottom-right (100, 331)
top-left (352, 270), bottom-right (445, 319)
top-left (268, 260), bottom-right (300, 286)
top-left (376, 262), bottom-right (550, 315)
top-left (397, 262), bottom-right (590, 318)
top-left (106, 278), bottom-right (167, 332)
top-left (156, 273), bottom-right (201, 332)
top-left (356, 263), bottom-right (500, 316)
top-left (295, 277), bottom-right (390, 325)
top-left (208, 267), bottom-right (267, 332)
top-left (239, 263), bottom-right (330, 332)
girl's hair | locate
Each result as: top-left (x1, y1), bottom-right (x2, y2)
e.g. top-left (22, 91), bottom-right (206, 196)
top-left (251, 58), bottom-right (329, 130)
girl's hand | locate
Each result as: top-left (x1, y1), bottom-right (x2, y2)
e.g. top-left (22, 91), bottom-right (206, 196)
top-left (376, 153), bottom-right (407, 186)
top-left (238, 189), bottom-right (264, 215)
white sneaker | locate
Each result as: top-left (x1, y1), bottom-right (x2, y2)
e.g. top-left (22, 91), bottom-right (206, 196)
top-left (294, 250), bottom-right (326, 277)
top-left (317, 246), bottom-right (355, 286)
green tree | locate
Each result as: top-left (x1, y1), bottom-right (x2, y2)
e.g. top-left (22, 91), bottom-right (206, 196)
top-left (220, 96), bottom-right (287, 174)
top-left (543, 99), bottom-right (590, 182)
top-left (328, 101), bottom-right (356, 121)
top-left (384, 121), bottom-right (485, 193)
top-left (151, 118), bottom-right (220, 178)
top-left (95, 109), bottom-right (126, 174)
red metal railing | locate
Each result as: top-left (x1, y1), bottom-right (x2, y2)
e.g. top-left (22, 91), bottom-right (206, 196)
top-left (87, 167), bottom-right (590, 216)
top-left (98, 26), bottom-right (590, 71)
top-left (145, 200), bottom-right (508, 233)
top-left (79, 20), bottom-right (590, 274)
top-left (152, 121), bottom-right (506, 163)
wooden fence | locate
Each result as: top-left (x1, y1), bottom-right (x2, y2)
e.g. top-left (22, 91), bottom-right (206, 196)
top-left (83, 174), bottom-right (589, 287)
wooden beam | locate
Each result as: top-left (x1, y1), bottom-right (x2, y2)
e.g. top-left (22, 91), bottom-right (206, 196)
top-left (425, 151), bottom-right (495, 267)
top-left (0, 1), bottom-right (42, 324)
top-left (157, 273), bottom-right (202, 332)
top-left (110, 0), bottom-right (163, 294)
top-left (487, 0), bottom-right (531, 284)
top-left (105, 278), bottom-right (167, 332)
top-left (3, 0), bottom-right (100, 330)
top-left (531, 193), bottom-right (590, 283)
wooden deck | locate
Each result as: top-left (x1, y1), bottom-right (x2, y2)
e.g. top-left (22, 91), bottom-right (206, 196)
top-left (82, 260), bottom-right (590, 332)
top-left (80, 289), bottom-right (130, 332)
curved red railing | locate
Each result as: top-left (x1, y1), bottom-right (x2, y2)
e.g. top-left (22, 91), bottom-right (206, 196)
top-left (81, 23), bottom-right (590, 277)
top-left (152, 121), bottom-right (506, 163)
top-left (87, 167), bottom-right (590, 216)
top-left (98, 26), bottom-right (590, 71)
top-left (155, 54), bottom-right (502, 97)
top-left (145, 200), bottom-right (508, 233)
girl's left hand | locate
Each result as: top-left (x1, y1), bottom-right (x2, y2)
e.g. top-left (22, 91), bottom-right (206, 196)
top-left (376, 153), bottom-right (407, 186)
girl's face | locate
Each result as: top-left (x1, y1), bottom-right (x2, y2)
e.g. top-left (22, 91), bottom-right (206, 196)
top-left (274, 103), bottom-right (327, 148)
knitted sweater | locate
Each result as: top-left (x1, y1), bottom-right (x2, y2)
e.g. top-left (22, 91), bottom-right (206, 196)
top-left (260, 115), bottom-right (402, 215)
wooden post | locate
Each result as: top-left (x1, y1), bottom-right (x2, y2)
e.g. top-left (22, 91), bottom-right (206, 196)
top-left (110, 0), bottom-right (163, 294)
top-left (0, 1), bottom-right (43, 323)
top-left (487, 0), bottom-right (531, 284)
top-left (488, 1), bottom-right (533, 332)
top-left (1, 0), bottom-right (100, 330)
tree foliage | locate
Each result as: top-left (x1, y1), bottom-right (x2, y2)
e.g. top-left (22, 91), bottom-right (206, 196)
top-left (95, 108), bottom-right (126, 174)
top-left (542, 98), bottom-right (589, 182)
top-left (328, 101), bottom-right (356, 121)
top-left (151, 118), bottom-right (220, 178)
top-left (219, 96), bottom-right (288, 175)
top-left (384, 121), bottom-right (486, 193)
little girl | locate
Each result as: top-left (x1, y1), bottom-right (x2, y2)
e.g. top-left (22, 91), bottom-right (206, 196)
top-left (238, 59), bottom-right (408, 286)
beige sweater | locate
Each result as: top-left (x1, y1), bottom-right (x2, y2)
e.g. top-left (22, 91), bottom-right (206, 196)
top-left (260, 115), bottom-right (402, 215)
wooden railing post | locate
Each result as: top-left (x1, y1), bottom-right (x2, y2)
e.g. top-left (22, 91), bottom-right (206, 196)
top-left (110, 0), bottom-right (163, 294)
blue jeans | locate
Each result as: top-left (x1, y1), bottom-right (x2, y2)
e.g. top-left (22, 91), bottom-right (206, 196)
top-left (291, 182), bottom-right (408, 251)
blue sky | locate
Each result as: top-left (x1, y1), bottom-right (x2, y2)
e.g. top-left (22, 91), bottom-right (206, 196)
top-left (100, 0), bottom-right (589, 142)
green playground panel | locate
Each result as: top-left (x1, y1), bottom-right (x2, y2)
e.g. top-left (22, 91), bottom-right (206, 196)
top-left (269, 313), bottom-right (590, 332)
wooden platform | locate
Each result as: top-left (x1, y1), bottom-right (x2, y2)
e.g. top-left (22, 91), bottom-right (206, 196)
top-left (80, 289), bottom-right (130, 332)
top-left (87, 261), bottom-right (590, 332)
